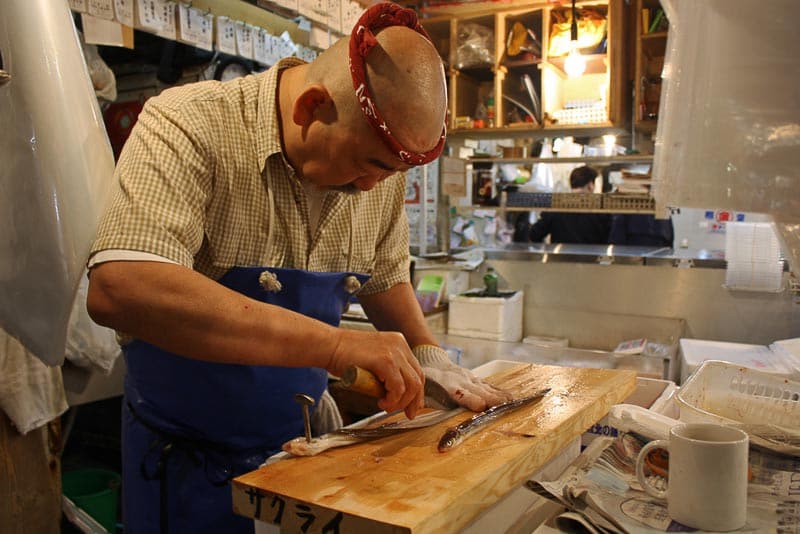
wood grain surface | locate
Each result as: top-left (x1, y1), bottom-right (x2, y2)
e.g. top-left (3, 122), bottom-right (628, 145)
top-left (232, 363), bottom-right (636, 533)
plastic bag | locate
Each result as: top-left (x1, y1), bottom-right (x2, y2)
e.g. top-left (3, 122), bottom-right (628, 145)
top-left (455, 23), bottom-right (494, 68)
top-left (0, 0), bottom-right (116, 366)
top-left (65, 273), bottom-right (121, 375)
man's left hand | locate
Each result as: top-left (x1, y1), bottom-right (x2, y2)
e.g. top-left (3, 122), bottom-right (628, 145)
top-left (412, 345), bottom-right (513, 412)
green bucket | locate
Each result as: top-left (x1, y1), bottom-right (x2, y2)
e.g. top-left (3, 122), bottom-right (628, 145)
top-left (62, 468), bottom-right (121, 533)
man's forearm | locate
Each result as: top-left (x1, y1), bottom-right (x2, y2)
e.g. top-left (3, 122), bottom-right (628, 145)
top-left (87, 260), bottom-right (428, 417)
top-left (87, 260), bottom-right (341, 368)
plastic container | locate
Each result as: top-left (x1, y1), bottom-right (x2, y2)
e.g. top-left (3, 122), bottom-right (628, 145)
top-left (62, 468), bottom-right (121, 533)
top-left (448, 289), bottom-right (523, 342)
top-left (676, 360), bottom-right (800, 431)
top-left (677, 338), bottom-right (790, 385)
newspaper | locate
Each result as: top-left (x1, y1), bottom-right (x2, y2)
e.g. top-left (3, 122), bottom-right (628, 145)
top-left (530, 434), bottom-right (800, 533)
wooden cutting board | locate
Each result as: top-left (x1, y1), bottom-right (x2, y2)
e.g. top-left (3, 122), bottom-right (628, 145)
top-left (232, 363), bottom-right (636, 533)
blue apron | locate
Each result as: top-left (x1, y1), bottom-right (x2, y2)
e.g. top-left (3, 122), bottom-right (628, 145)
top-left (122, 266), bottom-right (369, 533)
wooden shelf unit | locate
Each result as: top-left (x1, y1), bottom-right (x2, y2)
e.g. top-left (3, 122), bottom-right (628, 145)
top-left (634, 0), bottom-right (669, 128)
top-left (422, 0), bottom-right (628, 134)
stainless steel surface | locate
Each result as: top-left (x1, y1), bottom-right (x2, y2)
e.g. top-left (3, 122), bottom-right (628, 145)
top-left (468, 257), bottom-right (799, 347)
top-left (460, 243), bottom-right (727, 268)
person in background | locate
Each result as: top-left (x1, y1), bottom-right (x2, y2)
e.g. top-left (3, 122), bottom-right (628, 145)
top-left (609, 213), bottom-right (674, 247)
top-left (529, 166), bottom-right (611, 244)
top-left (85, 4), bottom-right (509, 532)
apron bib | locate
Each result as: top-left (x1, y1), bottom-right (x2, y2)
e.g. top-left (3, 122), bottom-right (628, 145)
top-left (122, 266), bottom-right (369, 533)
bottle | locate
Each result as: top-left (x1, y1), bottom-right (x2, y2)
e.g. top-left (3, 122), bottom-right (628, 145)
top-left (474, 99), bottom-right (487, 129)
top-left (483, 267), bottom-right (499, 297)
top-left (486, 92), bottom-right (495, 128)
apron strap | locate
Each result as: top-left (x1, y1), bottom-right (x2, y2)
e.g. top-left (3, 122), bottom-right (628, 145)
top-left (128, 402), bottom-right (237, 533)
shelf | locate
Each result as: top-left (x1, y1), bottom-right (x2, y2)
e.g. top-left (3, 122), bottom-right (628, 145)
top-left (502, 57), bottom-right (542, 70)
top-left (454, 65), bottom-right (495, 82)
top-left (467, 154), bottom-right (654, 164)
top-left (503, 207), bottom-right (654, 214)
top-left (172, 0), bottom-right (309, 44)
top-left (641, 31), bottom-right (668, 40)
top-left (455, 205), bottom-right (655, 215)
top-left (447, 123), bottom-right (625, 140)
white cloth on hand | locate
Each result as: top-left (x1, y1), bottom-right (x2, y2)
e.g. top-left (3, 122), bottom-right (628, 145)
top-left (413, 344), bottom-right (512, 412)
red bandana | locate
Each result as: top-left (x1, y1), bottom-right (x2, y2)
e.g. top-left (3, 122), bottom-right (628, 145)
top-left (349, 2), bottom-right (447, 166)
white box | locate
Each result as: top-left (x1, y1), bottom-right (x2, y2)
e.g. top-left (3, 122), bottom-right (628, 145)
top-left (448, 290), bottom-right (523, 342)
top-left (677, 338), bottom-right (791, 385)
top-left (581, 376), bottom-right (677, 448)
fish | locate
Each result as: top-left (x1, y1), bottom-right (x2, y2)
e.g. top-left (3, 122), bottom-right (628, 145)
top-left (282, 408), bottom-right (463, 456)
top-left (437, 388), bottom-right (551, 452)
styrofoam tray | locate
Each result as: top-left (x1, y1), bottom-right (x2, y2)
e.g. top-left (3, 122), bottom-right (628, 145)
top-left (676, 360), bottom-right (800, 431)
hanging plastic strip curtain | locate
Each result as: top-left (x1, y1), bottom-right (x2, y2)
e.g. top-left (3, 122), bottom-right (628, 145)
top-left (652, 0), bottom-right (800, 271)
top-left (0, 0), bottom-right (116, 365)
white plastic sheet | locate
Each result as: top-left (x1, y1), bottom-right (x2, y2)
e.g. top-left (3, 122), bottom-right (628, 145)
top-left (0, 0), bottom-right (116, 366)
top-left (652, 0), bottom-right (800, 270)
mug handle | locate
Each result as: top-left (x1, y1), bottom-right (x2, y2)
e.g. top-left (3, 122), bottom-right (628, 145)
top-left (635, 439), bottom-right (668, 499)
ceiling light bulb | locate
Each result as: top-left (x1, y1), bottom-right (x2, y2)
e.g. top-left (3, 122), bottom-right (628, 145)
top-left (564, 41), bottom-right (586, 77)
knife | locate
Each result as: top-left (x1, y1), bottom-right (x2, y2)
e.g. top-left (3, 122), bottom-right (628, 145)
top-left (339, 365), bottom-right (459, 410)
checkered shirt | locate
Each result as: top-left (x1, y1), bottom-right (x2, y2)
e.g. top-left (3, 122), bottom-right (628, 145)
top-left (90, 58), bottom-right (410, 295)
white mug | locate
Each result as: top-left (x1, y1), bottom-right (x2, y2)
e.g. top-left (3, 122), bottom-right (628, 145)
top-left (635, 423), bottom-right (749, 532)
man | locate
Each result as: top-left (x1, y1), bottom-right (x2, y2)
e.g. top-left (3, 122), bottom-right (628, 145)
top-left (86, 3), bottom-right (509, 532)
top-left (529, 165), bottom-right (611, 244)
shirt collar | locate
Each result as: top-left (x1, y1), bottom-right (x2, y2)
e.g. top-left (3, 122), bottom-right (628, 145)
top-left (256, 57), bottom-right (307, 174)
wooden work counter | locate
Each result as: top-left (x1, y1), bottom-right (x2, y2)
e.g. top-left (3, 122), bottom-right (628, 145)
top-left (232, 362), bottom-right (636, 533)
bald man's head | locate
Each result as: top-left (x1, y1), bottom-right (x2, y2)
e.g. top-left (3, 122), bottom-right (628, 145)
top-left (306, 24), bottom-right (447, 155)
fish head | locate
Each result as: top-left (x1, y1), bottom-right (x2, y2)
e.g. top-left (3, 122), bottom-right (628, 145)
top-left (437, 429), bottom-right (462, 452)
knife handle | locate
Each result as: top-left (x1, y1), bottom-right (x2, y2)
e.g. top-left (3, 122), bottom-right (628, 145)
top-left (339, 366), bottom-right (387, 399)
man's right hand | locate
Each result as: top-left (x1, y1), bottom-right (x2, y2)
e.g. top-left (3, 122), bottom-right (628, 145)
top-left (328, 329), bottom-right (424, 419)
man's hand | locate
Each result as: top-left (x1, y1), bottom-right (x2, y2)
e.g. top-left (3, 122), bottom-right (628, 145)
top-left (328, 329), bottom-right (425, 419)
top-left (413, 345), bottom-right (513, 412)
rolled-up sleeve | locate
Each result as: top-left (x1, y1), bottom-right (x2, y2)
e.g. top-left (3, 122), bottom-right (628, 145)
top-left (90, 97), bottom-right (212, 268)
top-left (359, 175), bottom-right (411, 296)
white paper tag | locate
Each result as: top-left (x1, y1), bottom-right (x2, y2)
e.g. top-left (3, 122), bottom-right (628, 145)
top-left (216, 16), bottom-right (238, 55)
top-left (235, 21), bottom-right (254, 59)
top-left (154, 1), bottom-right (176, 40)
top-left (136, 0), bottom-right (165, 31)
top-left (113, 0), bottom-right (134, 26)
top-left (69, 0), bottom-right (88, 12)
top-left (267, 35), bottom-right (282, 64)
top-left (253, 28), bottom-right (270, 65)
top-left (193, 8), bottom-right (213, 51)
top-left (177, 4), bottom-right (213, 50)
top-left (88, 0), bottom-right (115, 20)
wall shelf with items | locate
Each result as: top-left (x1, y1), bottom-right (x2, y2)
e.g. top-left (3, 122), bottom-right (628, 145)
top-left (422, 0), bottom-right (628, 138)
top-left (465, 154), bottom-right (653, 165)
top-left (634, 0), bottom-right (669, 132)
top-left (498, 192), bottom-right (655, 214)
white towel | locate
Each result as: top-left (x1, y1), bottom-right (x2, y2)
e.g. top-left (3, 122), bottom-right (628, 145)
top-left (0, 328), bottom-right (68, 435)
